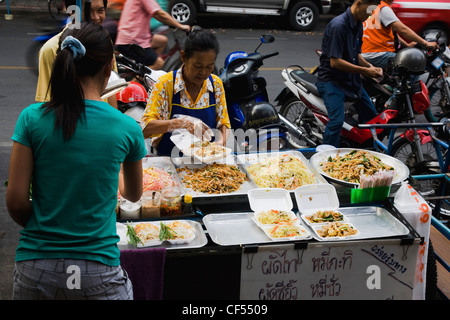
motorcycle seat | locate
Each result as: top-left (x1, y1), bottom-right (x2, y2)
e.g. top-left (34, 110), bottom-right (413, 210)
top-left (289, 69), bottom-right (321, 97)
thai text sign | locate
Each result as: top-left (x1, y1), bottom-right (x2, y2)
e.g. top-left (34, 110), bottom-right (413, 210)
top-left (240, 239), bottom-right (419, 300)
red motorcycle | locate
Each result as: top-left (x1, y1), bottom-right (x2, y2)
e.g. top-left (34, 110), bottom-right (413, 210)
top-left (276, 47), bottom-right (432, 160)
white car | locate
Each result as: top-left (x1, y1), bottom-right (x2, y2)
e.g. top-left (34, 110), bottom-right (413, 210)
top-left (169, 0), bottom-right (332, 31)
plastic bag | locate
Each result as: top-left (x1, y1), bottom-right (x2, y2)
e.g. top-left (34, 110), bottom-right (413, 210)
top-left (168, 114), bottom-right (214, 141)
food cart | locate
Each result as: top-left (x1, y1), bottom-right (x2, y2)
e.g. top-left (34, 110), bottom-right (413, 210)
top-left (116, 148), bottom-right (430, 300)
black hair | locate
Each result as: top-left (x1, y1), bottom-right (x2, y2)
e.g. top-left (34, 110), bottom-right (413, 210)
top-left (183, 27), bottom-right (220, 59)
top-left (42, 22), bottom-right (114, 140)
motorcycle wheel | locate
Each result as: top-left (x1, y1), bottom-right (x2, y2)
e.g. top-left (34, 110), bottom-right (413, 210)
top-left (391, 135), bottom-right (450, 215)
top-left (280, 96), bottom-right (321, 148)
top-left (425, 83), bottom-right (450, 122)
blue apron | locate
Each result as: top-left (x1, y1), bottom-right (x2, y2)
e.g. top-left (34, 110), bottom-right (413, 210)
top-left (156, 71), bottom-right (217, 156)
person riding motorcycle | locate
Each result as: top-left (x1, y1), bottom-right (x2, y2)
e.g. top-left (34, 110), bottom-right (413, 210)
top-left (362, 0), bottom-right (439, 70)
top-left (103, 0), bottom-right (169, 53)
top-left (315, 0), bottom-right (383, 148)
top-left (115, 0), bottom-right (190, 70)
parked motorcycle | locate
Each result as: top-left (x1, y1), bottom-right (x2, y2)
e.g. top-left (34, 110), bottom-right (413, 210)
top-left (219, 34), bottom-right (315, 152)
top-left (275, 47), bottom-right (432, 161)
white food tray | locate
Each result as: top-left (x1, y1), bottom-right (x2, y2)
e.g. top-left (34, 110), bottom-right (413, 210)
top-left (300, 206), bottom-right (410, 242)
top-left (261, 223), bottom-right (311, 241)
top-left (172, 154), bottom-right (257, 198)
top-left (236, 150), bottom-right (328, 191)
top-left (203, 212), bottom-right (312, 246)
top-left (116, 220), bottom-right (207, 249)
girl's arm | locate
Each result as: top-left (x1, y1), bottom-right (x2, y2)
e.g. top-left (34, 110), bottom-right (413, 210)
top-left (6, 142), bottom-right (34, 227)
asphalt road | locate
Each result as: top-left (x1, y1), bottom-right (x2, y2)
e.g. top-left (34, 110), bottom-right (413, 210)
top-left (0, 11), bottom-right (330, 300)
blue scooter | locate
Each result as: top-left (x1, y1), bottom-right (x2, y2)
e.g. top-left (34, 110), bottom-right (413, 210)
top-left (219, 34), bottom-right (315, 152)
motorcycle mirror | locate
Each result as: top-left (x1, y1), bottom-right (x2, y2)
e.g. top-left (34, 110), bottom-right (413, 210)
top-left (260, 34), bottom-right (275, 44)
top-left (255, 34), bottom-right (275, 52)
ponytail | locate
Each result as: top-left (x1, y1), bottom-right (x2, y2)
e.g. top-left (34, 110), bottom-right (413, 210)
top-left (42, 22), bottom-right (114, 140)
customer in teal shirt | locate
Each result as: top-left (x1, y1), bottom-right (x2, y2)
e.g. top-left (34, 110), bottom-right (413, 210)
top-left (6, 22), bottom-right (147, 300)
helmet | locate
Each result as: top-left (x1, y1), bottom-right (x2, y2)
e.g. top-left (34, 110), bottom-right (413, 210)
top-left (246, 102), bottom-right (280, 129)
top-left (393, 47), bottom-right (426, 75)
top-left (116, 82), bottom-right (148, 104)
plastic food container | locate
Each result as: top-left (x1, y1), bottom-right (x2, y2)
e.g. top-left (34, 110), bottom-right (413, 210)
top-left (248, 188), bottom-right (297, 224)
top-left (247, 188), bottom-right (310, 241)
top-left (294, 184), bottom-right (347, 227)
top-left (253, 210), bottom-right (299, 227)
top-left (261, 223), bottom-right (310, 241)
top-left (119, 198), bottom-right (141, 220)
top-left (170, 130), bottom-right (231, 163)
top-left (141, 191), bottom-right (161, 218)
top-left (311, 221), bottom-right (360, 241)
top-left (301, 209), bottom-right (347, 226)
top-left (129, 222), bottom-right (163, 247)
top-left (160, 186), bottom-right (182, 216)
top-left (124, 220), bottom-right (196, 248)
top-left (162, 220), bottom-right (196, 244)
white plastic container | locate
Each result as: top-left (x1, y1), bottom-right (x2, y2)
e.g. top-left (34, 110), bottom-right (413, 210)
top-left (247, 188), bottom-right (310, 241)
top-left (248, 188), bottom-right (294, 212)
top-left (170, 130), bottom-right (231, 163)
top-left (120, 220), bottom-right (196, 248)
top-left (119, 198), bottom-right (141, 220)
top-left (311, 221), bottom-right (360, 241)
top-left (248, 188), bottom-right (297, 226)
top-left (294, 184), bottom-right (358, 240)
top-left (261, 223), bottom-right (310, 241)
top-left (294, 184), bottom-right (345, 225)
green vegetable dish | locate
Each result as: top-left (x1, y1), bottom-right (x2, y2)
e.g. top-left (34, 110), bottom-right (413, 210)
top-left (320, 150), bottom-right (393, 183)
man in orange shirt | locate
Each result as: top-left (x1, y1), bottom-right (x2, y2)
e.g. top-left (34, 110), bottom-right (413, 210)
top-left (362, 0), bottom-right (438, 69)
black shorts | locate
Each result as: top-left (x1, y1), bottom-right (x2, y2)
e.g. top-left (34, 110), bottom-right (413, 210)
top-left (117, 45), bottom-right (159, 66)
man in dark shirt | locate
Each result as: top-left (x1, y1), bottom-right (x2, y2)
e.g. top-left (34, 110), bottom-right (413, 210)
top-left (316, 0), bottom-right (383, 147)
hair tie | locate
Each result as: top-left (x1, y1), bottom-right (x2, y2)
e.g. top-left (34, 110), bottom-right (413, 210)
top-left (61, 36), bottom-right (86, 60)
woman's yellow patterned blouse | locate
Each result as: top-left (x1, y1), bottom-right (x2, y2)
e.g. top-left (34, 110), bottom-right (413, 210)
top-left (141, 67), bottom-right (231, 146)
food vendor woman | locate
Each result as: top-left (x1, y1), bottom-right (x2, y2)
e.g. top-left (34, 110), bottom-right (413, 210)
top-left (140, 27), bottom-right (231, 156)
